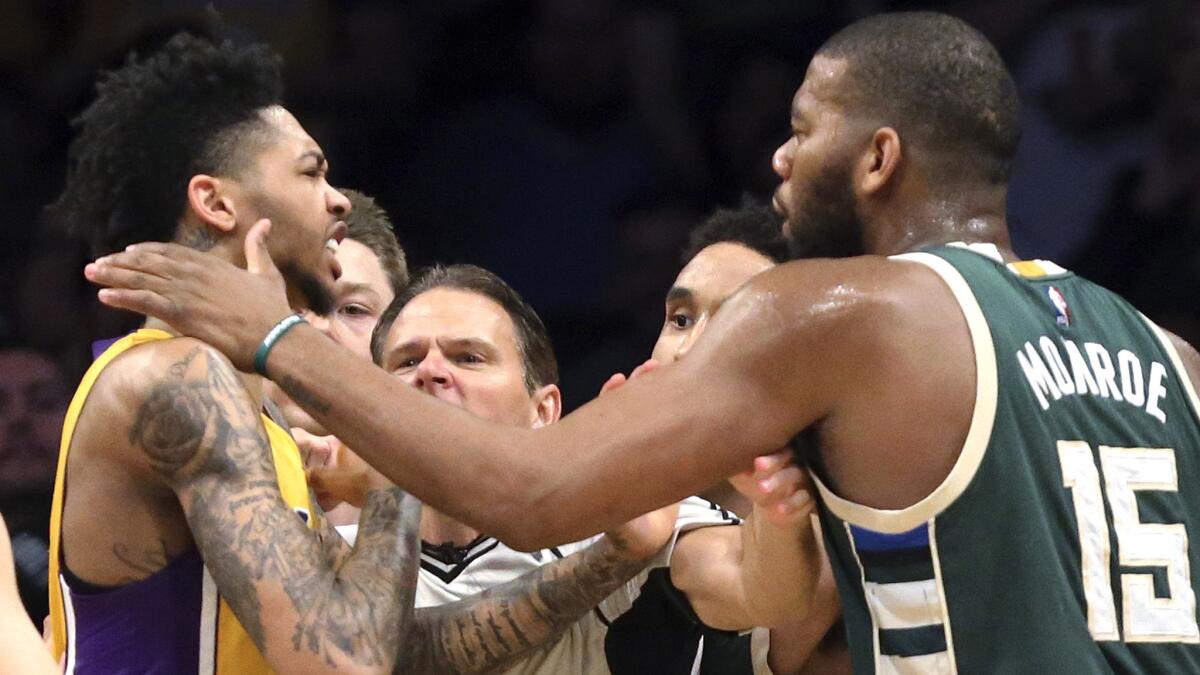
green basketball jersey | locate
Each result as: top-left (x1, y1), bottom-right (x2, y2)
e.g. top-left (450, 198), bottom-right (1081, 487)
top-left (812, 243), bottom-right (1200, 674)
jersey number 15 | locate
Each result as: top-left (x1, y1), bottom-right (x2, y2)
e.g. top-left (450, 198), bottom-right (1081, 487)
top-left (1059, 441), bottom-right (1199, 643)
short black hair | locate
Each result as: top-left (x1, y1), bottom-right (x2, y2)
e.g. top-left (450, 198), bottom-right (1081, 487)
top-left (371, 265), bottom-right (558, 393)
top-left (817, 11), bottom-right (1020, 185)
top-left (682, 200), bottom-right (788, 264)
top-left (341, 189), bottom-right (409, 294)
top-left (54, 32), bottom-right (284, 256)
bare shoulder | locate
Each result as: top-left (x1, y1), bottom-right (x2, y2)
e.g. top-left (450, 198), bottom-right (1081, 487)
top-left (77, 337), bottom-right (248, 475)
top-left (725, 255), bottom-right (963, 361)
top-left (722, 255), bottom-right (976, 509)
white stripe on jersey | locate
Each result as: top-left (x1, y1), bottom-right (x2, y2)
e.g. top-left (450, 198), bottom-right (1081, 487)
top-left (59, 575), bottom-right (77, 675)
top-left (198, 568), bottom-right (218, 675)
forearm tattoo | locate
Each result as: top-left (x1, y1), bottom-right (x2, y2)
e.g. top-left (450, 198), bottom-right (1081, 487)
top-left (129, 347), bottom-right (421, 668)
top-left (400, 536), bottom-right (648, 674)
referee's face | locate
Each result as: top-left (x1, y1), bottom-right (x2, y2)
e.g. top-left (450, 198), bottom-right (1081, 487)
top-left (379, 288), bottom-right (551, 428)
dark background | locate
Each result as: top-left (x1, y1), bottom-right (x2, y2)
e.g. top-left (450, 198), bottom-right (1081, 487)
top-left (2, 0), bottom-right (1198, 621)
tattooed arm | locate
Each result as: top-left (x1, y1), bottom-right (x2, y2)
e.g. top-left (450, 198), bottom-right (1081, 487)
top-left (401, 532), bottom-right (659, 674)
top-left (123, 340), bottom-right (420, 675)
top-left (305, 465), bottom-right (671, 674)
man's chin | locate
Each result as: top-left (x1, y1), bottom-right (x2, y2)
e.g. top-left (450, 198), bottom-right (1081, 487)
top-left (279, 262), bottom-right (337, 316)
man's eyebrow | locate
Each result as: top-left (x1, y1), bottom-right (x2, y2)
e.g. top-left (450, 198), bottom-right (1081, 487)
top-left (383, 337), bottom-right (424, 367)
top-left (665, 286), bottom-right (693, 305)
top-left (298, 149), bottom-right (327, 167)
top-left (438, 336), bottom-right (500, 356)
top-left (337, 282), bottom-right (381, 300)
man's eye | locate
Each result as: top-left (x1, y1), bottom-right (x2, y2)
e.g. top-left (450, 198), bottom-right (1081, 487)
top-left (669, 313), bottom-right (693, 329)
top-left (457, 353), bottom-right (483, 364)
top-left (339, 304), bottom-right (371, 317)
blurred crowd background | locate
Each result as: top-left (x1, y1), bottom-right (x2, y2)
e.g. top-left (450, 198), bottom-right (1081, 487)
top-left (0, 0), bottom-right (1197, 621)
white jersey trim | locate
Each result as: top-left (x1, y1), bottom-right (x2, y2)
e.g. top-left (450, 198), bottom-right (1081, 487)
top-left (1142, 314), bottom-right (1200, 427)
top-left (750, 626), bottom-right (774, 675)
top-left (59, 575), bottom-right (77, 675)
top-left (811, 251), bottom-right (998, 533)
top-left (929, 520), bottom-right (959, 673)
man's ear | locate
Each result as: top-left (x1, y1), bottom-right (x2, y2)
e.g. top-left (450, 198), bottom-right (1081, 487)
top-left (857, 126), bottom-right (902, 197)
top-left (186, 174), bottom-right (239, 234)
top-left (530, 384), bottom-right (563, 428)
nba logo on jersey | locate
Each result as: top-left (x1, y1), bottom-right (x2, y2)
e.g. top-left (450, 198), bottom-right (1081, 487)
top-left (1046, 286), bottom-right (1071, 327)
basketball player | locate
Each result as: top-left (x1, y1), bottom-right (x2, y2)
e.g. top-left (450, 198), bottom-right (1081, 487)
top-left (308, 263), bottom-right (816, 674)
top-left (49, 34), bottom-right (425, 674)
top-left (90, 11), bottom-right (1200, 672)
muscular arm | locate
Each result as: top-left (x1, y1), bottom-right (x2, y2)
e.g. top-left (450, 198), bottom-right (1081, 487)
top-left (307, 502), bottom-right (652, 675)
top-left (127, 341), bottom-right (420, 675)
top-left (401, 534), bottom-right (651, 674)
top-left (90, 247), bottom-right (941, 550)
top-left (263, 277), bottom-right (829, 550)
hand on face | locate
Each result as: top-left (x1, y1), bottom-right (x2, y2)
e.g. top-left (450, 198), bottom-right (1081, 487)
top-left (300, 428), bottom-right (393, 511)
top-left (729, 450), bottom-right (815, 528)
top-left (85, 219), bottom-right (292, 372)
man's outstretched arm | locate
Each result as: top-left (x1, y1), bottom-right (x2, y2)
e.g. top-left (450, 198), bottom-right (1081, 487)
top-left (310, 497), bottom-right (657, 675)
top-left (306, 457), bottom-right (673, 675)
top-left (86, 234), bottom-right (881, 549)
top-left (125, 339), bottom-right (421, 675)
top-left (402, 532), bottom-right (658, 674)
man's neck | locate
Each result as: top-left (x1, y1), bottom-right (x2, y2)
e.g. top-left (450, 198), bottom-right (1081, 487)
top-left (420, 506), bottom-right (482, 548)
top-left (868, 190), bottom-right (1016, 260)
top-left (142, 315), bottom-right (266, 410)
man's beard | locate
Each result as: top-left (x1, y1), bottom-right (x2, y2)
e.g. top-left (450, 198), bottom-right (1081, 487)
top-left (785, 164), bottom-right (867, 261)
top-left (279, 261), bottom-right (336, 316)
top-left (247, 192), bottom-right (338, 316)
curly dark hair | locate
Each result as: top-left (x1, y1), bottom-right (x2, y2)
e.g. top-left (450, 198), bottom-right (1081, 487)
top-left (682, 200), bottom-right (788, 265)
top-left (54, 32), bottom-right (284, 256)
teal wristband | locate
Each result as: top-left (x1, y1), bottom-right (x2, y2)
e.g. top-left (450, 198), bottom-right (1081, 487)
top-left (253, 314), bottom-right (306, 376)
